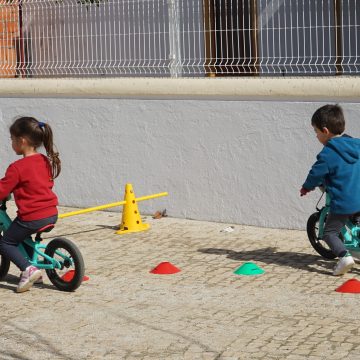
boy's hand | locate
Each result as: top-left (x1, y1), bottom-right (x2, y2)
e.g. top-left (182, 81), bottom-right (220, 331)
top-left (300, 187), bottom-right (310, 197)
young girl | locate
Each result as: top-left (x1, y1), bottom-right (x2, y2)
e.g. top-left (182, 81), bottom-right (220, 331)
top-left (0, 116), bottom-right (61, 293)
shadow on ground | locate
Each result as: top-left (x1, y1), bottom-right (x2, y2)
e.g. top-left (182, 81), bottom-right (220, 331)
top-left (49, 225), bottom-right (117, 238)
top-left (3, 321), bottom-right (77, 360)
top-left (197, 247), bottom-right (360, 276)
top-left (0, 274), bottom-right (59, 292)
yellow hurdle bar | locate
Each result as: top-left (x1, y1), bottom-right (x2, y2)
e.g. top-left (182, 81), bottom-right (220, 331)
top-left (136, 192), bottom-right (168, 202)
top-left (59, 192), bottom-right (168, 219)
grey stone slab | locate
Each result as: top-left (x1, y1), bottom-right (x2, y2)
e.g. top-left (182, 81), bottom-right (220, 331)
top-left (0, 202), bottom-right (359, 359)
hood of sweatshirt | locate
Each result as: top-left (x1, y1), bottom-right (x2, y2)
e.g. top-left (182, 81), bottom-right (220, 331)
top-left (326, 136), bottom-right (360, 164)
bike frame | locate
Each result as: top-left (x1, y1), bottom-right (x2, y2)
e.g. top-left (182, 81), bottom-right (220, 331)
top-left (0, 201), bottom-right (69, 270)
top-left (317, 192), bottom-right (360, 251)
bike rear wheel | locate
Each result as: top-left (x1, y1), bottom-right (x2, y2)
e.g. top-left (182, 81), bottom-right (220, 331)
top-left (307, 212), bottom-right (337, 259)
top-left (0, 254), bottom-right (10, 280)
top-left (45, 237), bottom-right (85, 292)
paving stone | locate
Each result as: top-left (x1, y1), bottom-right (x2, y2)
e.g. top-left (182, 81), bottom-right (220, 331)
top-left (1, 202), bottom-right (360, 359)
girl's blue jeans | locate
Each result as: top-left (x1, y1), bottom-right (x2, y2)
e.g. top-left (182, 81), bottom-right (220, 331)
top-left (0, 215), bottom-right (58, 271)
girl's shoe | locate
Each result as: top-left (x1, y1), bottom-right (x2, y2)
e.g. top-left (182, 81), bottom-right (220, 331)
top-left (34, 275), bottom-right (43, 285)
top-left (16, 266), bottom-right (42, 293)
top-left (333, 255), bottom-right (355, 276)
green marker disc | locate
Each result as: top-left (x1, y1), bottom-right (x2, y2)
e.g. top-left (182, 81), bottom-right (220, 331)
top-left (234, 262), bottom-right (265, 276)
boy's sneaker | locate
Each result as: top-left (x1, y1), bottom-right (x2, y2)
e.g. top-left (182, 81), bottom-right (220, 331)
top-left (16, 266), bottom-right (42, 293)
top-left (333, 254), bottom-right (355, 276)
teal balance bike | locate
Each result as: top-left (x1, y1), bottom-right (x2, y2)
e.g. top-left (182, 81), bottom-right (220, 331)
top-left (307, 187), bottom-right (360, 260)
top-left (0, 198), bottom-right (85, 291)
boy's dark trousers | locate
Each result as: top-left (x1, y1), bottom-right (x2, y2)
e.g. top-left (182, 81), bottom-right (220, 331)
top-left (0, 215), bottom-right (57, 271)
top-left (323, 213), bottom-right (360, 257)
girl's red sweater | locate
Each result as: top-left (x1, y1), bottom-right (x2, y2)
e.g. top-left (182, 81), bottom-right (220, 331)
top-left (0, 154), bottom-right (58, 221)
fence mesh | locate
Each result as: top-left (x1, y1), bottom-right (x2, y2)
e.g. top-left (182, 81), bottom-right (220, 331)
top-left (0, 0), bottom-right (359, 77)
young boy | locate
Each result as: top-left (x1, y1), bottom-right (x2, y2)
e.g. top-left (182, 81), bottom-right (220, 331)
top-left (301, 104), bottom-right (360, 275)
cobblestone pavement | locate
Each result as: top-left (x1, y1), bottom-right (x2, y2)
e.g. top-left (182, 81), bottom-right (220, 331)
top-left (1, 202), bottom-right (360, 360)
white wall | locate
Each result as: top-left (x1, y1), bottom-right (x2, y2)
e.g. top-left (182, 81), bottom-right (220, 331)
top-left (0, 95), bottom-right (359, 229)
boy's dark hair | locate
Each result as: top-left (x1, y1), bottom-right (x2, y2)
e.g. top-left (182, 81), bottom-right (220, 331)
top-left (10, 117), bottom-right (61, 179)
top-left (311, 104), bottom-right (345, 135)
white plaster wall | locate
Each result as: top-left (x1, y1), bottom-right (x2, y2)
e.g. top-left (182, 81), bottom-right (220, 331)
top-left (0, 97), bottom-right (359, 230)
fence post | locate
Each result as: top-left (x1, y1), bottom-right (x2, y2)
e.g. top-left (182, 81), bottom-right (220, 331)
top-left (334, 0), bottom-right (343, 75)
top-left (167, 0), bottom-right (182, 77)
top-left (250, 0), bottom-right (259, 75)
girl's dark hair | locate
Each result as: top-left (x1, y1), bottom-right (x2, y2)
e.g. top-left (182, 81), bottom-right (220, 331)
top-left (10, 117), bottom-right (61, 179)
top-left (311, 104), bottom-right (345, 135)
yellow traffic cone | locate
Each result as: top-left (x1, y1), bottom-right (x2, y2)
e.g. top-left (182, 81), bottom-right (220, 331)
top-left (117, 183), bottom-right (150, 235)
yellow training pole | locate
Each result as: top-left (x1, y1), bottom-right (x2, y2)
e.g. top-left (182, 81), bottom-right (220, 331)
top-left (136, 192), bottom-right (168, 202)
top-left (59, 191), bottom-right (168, 219)
top-left (59, 201), bottom-right (126, 219)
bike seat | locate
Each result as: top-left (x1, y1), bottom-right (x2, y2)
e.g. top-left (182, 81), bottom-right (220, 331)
top-left (36, 224), bottom-right (55, 237)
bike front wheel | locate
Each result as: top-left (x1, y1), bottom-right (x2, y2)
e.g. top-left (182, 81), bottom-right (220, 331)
top-left (45, 237), bottom-right (85, 292)
top-left (0, 254), bottom-right (10, 280)
top-left (307, 212), bottom-right (337, 259)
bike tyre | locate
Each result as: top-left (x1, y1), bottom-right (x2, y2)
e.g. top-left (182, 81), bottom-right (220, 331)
top-left (45, 237), bottom-right (85, 292)
top-left (307, 212), bottom-right (336, 259)
top-left (0, 255), bottom-right (10, 280)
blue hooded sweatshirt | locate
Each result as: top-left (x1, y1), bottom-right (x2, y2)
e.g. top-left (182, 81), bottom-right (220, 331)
top-left (303, 136), bottom-right (360, 214)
